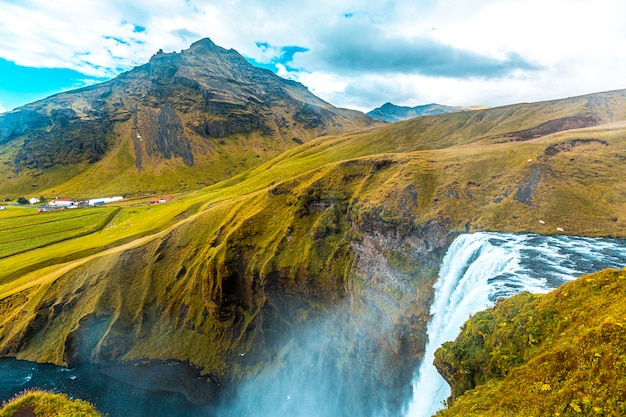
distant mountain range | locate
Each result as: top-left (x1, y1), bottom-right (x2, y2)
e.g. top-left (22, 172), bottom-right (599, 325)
top-left (367, 102), bottom-right (488, 122)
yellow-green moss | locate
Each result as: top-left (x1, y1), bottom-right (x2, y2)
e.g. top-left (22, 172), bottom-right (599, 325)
top-left (435, 268), bottom-right (626, 416)
top-left (0, 390), bottom-right (101, 417)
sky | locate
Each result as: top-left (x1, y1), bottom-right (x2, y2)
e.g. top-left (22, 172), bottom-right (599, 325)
top-left (0, 0), bottom-right (625, 114)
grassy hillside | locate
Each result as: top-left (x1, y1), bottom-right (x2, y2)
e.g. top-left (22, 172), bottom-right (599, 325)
top-left (0, 390), bottom-right (100, 417)
top-left (434, 267), bottom-right (626, 416)
top-left (0, 89), bottom-right (624, 408)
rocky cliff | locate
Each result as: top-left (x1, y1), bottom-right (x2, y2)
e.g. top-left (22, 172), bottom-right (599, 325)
top-left (0, 157), bottom-right (455, 415)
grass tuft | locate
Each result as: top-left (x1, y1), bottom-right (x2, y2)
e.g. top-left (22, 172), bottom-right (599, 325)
top-left (0, 390), bottom-right (101, 417)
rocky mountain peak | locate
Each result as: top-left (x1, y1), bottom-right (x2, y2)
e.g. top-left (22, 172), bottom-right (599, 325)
top-left (187, 37), bottom-right (229, 54)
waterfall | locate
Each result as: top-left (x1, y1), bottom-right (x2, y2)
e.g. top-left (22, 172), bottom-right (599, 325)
top-left (406, 232), bottom-right (626, 417)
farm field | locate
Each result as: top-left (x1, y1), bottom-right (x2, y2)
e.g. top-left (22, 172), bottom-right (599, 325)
top-left (0, 192), bottom-right (211, 290)
top-left (0, 207), bottom-right (119, 258)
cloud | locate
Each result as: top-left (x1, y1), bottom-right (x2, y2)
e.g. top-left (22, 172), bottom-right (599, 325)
top-left (170, 28), bottom-right (203, 44)
top-left (296, 17), bottom-right (540, 78)
top-left (247, 43), bottom-right (309, 73)
top-left (0, 0), bottom-right (212, 77)
top-left (0, 102), bottom-right (6, 114)
top-left (0, 0), bottom-right (625, 111)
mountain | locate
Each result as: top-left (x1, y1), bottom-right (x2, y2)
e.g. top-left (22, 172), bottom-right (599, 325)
top-left (435, 267), bottom-right (626, 416)
top-left (367, 102), bottom-right (486, 122)
top-left (0, 70), bottom-right (625, 414)
top-left (0, 38), bottom-right (377, 198)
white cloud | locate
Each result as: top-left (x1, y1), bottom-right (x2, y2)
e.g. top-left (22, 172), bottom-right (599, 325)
top-left (291, 0), bottom-right (626, 109)
top-left (0, 0), bottom-right (625, 110)
top-left (0, 101), bottom-right (6, 114)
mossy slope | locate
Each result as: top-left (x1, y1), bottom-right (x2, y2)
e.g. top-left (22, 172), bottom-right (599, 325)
top-left (0, 390), bottom-right (100, 417)
top-left (435, 268), bottom-right (626, 416)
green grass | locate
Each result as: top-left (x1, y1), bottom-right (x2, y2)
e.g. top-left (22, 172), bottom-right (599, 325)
top-left (0, 101), bottom-right (623, 310)
top-left (0, 207), bottom-right (118, 258)
top-left (0, 390), bottom-right (101, 417)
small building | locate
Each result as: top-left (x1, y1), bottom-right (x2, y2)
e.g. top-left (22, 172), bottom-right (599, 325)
top-left (49, 199), bottom-right (74, 207)
top-left (88, 198), bottom-right (106, 206)
top-left (88, 196), bottom-right (124, 206)
top-left (150, 196), bottom-right (172, 204)
top-left (29, 197), bottom-right (40, 205)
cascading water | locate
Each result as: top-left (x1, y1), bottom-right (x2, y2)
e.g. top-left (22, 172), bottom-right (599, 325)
top-left (406, 232), bottom-right (626, 417)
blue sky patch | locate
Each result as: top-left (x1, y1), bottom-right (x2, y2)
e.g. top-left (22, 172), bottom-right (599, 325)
top-left (246, 43), bottom-right (309, 74)
top-left (0, 58), bottom-right (108, 111)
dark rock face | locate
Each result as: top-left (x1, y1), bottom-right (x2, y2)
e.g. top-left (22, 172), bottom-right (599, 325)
top-left (513, 163), bottom-right (555, 207)
top-left (189, 111), bottom-right (271, 139)
top-left (12, 108), bottom-right (112, 171)
top-left (294, 103), bottom-right (334, 129)
top-left (136, 102), bottom-right (195, 166)
top-left (0, 110), bottom-right (49, 145)
top-left (347, 218), bottom-right (454, 411)
top-left (504, 115), bottom-right (600, 141)
top-left (543, 138), bottom-right (609, 156)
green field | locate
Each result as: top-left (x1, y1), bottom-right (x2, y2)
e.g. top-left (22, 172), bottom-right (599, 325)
top-left (0, 207), bottom-right (119, 258)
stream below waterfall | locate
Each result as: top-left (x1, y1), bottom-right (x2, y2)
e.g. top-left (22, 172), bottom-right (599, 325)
top-left (0, 233), bottom-right (625, 417)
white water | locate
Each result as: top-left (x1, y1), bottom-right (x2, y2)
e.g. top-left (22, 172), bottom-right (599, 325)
top-left (406, 232), bottom-right (626, 417)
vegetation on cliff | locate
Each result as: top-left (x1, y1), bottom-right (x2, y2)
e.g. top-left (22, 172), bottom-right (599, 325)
top-left (0, 88), bottom-right (624, 389)
top-left (435, 267), bottom-right (626, 416)
top-left (0, 390), bottom-right (100, 417)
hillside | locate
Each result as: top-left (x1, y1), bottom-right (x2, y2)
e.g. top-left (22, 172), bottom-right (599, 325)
top-left (0, 87), bottom-right (625, 414)
top-left (0, 38), bottom-right (377, 199)
top-left (434, 267), bottom-right (626, 416)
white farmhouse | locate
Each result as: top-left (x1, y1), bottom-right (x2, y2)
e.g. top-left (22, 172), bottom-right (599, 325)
top-left (49, 199), bottom-right (74, 207)
top-left (88, 196), bottom-right (124, 206)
